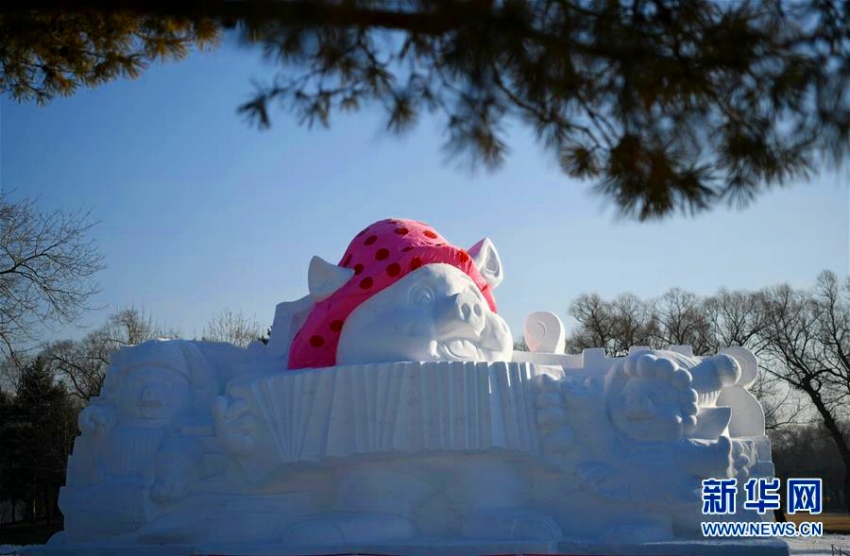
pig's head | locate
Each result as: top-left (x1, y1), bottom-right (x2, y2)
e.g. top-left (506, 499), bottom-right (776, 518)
top-left (337, 263), bottom-right (512, 364)
top-left (286, 218), bottom-right (512, 369)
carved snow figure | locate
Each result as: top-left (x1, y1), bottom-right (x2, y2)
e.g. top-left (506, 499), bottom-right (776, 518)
top-left (534, 348), bottom-right (759, 542)
top-left (606, 350), bottom-right (741, 442)
top-left (58, 340), bottom-right (215, 542)
top-left (605, 352), bottom-right (701, 442)
top-left (596, 352), bottom-right (739, 539)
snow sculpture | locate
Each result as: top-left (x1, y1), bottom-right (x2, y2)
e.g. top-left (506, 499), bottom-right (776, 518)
top-left (58, 340), bottom-right (216, 540)
top-left (44, 219), bottom-right (786, 556)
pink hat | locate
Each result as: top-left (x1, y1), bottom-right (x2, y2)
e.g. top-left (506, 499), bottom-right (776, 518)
top-left (288, 218), bottom-right (498, 370)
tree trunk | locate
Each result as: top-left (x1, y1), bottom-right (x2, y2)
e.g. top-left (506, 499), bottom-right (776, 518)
top-left (844, 468), bottom-right (850, 516)
top-left (805, 386), bottom-right (850, 515)
top-left (44, 488), bottom-right (51, 525)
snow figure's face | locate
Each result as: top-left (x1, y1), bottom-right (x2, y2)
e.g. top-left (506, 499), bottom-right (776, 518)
top-left (605, 353), bottom-right (699, 442)
top-left (609, 376), bottom-right (686, 442)
top-left (336, 264), bottom-right (513, 365)
top-left (116, 367), bottom-right (190, 423)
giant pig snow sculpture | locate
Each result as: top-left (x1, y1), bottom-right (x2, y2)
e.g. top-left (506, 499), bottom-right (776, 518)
top-left (44, 218), bottom-right (787, 556)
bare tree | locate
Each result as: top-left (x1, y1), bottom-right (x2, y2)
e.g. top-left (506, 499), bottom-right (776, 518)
top-left (653, 288), bottom-right (712, 354)
top-left (698, 288), bottom-right (804, 431)
top-left (812, 272), bottom-right (850, 405)
top-left (610, 294), bottom-right (659, 354)
top-left (567, 293), bottom-right (658, 356)
top-left (45, 307), bottom-right (178, 402)
top-left (202, 308), bottom-right (266, 348)
top-left (0, 196), bottom-right (104, 366)
top-left (759, 274), bottom-right (850, 514)
top-left (751, 371), bottom-right (808, 433)
top-left (566, 293), bottom-right (618, 355)
top-left (567, 286), bottom-right (805, 431)
top-left (704, 289), bottom-right (771, 353)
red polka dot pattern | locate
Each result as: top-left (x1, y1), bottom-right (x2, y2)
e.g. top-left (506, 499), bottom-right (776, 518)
top-left (288, 218), bottom-right (498, 370)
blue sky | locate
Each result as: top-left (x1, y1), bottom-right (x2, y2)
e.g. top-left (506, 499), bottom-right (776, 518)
top-left (2, 38), bottom-right (848, 345)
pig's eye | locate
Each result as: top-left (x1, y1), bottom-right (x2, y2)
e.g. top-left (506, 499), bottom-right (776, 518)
top-left (410, 286), bottom-right (435, 306)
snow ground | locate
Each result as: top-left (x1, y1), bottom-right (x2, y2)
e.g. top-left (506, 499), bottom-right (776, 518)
top-left (785, 534), bottom-right (850, 555)
top-left (2, 538), bottom-right (850, 555)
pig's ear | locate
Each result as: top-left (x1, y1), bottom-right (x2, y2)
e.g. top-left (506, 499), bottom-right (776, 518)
top-left (308, 256), bottom-right (354, 302)
top-left (468, 238), bottom-right (503, 289)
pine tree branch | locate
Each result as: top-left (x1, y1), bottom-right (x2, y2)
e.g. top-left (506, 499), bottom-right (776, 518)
top-left (3, 1), bottom-right (488, 36)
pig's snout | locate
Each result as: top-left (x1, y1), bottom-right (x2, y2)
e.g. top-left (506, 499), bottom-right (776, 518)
top-left (437, 291), bottom-right (486, 337)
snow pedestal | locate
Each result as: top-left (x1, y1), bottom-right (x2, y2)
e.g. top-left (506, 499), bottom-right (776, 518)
top-left (27, 346), bottom-right (787, 556)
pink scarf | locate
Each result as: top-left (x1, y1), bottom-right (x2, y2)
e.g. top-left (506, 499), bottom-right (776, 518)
top-left (288, 218), bottom-right (497, 370)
